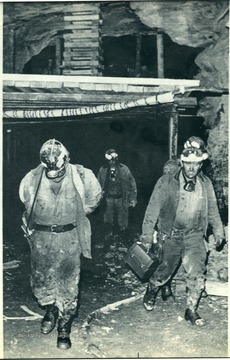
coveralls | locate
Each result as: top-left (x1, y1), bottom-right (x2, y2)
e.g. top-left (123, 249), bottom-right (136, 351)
top-left (142, 169), bottom-right (224, 310)
top-left (97, 163), bottom-right (137, 230)
top-left (19, 163), bottom-right (102, 317)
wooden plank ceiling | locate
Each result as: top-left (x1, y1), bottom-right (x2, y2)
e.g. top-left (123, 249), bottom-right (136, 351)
top-left (3, 75), bottom-right (199, 107)
top-left (3, 74), bottom-right (199, 122)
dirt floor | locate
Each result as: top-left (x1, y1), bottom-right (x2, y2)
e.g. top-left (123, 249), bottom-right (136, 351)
top-left (3, 215), bottom-right (229, 359)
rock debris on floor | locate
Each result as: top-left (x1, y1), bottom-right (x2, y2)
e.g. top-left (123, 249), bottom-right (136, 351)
top-left (3, 226), bottom-right (228, 358)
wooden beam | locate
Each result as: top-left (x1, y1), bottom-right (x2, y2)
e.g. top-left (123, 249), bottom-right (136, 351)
top-left (157, 33), bottom-right (164, 78)
top-left (169, 104), bottom-right (178, 159)
top-left (2, 74), bottom-right (201, 87)
top-left (55, 37), bottom-right (62, 75)
top-left (176, 279), bottom-right (228, 297)
top-left (3, 92), bottom-right (153, 104)
top-left (135, 34), bottom-right (142, 77)
top-left (64, 14), bottom-right (99, 21)
top-left (174, 97), bottom-right (197, 106)
top-left (3, 92), bottom-right (174, 119)
top-left (206, 280), bottom-right (228, 297)
top-left (63, 60), bottom-right (99, 66)
top-left (63, 33), bottom-right (99, 39)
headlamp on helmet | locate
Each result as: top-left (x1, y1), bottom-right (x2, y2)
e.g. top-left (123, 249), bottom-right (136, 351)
top-left (105, 149), bottom-right (118, 161)
top-left (40, 139), bottom-right (70, 179)
top-left (180, 136), bottom-right (209, 162)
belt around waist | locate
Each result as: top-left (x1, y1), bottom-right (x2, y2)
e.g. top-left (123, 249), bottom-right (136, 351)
top-left (171, 227), bottom-right (202, 236)
top-left (34, 223), bottom-right (76, 233)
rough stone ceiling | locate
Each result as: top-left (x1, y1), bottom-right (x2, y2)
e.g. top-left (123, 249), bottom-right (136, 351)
top-left (130, 1), bottom-right (229, 47)
top-left (4, 1), bottom-right (228, 44)
top-left (3, 1), bottom-right (228, 73)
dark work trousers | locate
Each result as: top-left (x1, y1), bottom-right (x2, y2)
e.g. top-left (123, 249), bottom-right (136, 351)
top-left (149, 229), bottom-right (207, 310)
top-left (104, 196), bottom-right (128, 230)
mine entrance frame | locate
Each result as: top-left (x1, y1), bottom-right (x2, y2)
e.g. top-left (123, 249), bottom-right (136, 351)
top-left (3, 73), bottom-right (218, 159)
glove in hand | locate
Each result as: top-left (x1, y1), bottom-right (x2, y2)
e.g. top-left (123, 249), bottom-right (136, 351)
top-left (136, 241), bottom-right (151, 253)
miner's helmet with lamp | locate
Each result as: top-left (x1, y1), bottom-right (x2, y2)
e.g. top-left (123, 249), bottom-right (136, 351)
top-left (180, 136), bottom-right (209, 192)
top-left (180, 136), bottom-right (209, 163)
top-left (40, 138), bottom-right (70, 179)
top-left (105, 149), bottom-right (119, 162)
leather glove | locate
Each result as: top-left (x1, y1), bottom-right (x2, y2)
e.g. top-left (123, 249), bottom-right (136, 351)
top-left (215, 238), bottom-right (226, 252)
top-left (137, 238), bottom-right (151, 253)
top-left (143, 243), bottom-right (152, 253)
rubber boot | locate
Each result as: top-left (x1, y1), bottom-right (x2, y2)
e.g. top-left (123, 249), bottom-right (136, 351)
top-left (41, 304), bottom-right (59, 334)
top-left (57, 315), bottom-right (74, 350)
top-left (143, 284), bottom-right (159, 311)
top-left (184, 308), bottom-right (206, 326)
top-left (161, 282), bottom-right (175, 301)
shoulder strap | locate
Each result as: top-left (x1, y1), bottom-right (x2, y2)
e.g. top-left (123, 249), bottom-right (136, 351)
top-left (27, 167), bottom-right (44, 230)
top-left (70, 164), bottom-right (85, 206)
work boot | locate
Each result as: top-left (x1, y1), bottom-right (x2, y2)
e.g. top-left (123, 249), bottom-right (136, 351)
top-left (143, 284), bottom-right (159, 311)
top-left (184, 308), bottom-right (206, 326)
top-left (161, 282), bottom-right (175, 301)
top-left (41, 304), bottom-right (59, 334)
top-left (57, 315), bottom-right (73, 350)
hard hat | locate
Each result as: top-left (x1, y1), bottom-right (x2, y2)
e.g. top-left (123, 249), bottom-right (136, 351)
top-left (180, 136), bottom-right (209, 162)
top-left (40, 139), bottom-right (70, 179)
top-left (105, 149), bottom-right (118, 161)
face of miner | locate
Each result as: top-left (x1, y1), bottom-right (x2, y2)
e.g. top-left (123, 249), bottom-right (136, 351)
top-left (108, 158), bottom-right (117, 167)
top-left (182, 161), bottom-right (203, 179)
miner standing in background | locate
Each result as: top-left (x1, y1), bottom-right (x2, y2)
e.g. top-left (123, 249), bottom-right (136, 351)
top-left (140, 136), bottom-right (225, 325)
top-left (19, 139), bottom-right (102, 350)
top-left (97, 149), bottom-right (137, 239)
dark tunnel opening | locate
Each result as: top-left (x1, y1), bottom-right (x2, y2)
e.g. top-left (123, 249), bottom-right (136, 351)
top-left (3, 108), bottom-right (206, 258)
top-left (102, 33), bottom-right (202, 78)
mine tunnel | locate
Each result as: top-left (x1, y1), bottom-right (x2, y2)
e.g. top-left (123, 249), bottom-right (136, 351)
top-left (2, 1), bottom-right (228, 358)
top-left (3, 101), bottom-right (207, 244)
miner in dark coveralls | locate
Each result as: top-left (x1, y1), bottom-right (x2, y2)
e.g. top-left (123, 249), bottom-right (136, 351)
top-left (154, 159), bottom-right (180, 302)
top-left (97, 149), bottom-right (137, 237)
top-left (141, 136), bottom-right (225, 325)
top-left (19, 139), bottom-right (102, 350)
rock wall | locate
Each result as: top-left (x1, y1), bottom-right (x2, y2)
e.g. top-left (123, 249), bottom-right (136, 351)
top-left (131, 0), bottom-right (229, 211)
top-left (3, 2), bottom-right (150, 73)
top-left (195, 29), bottom-right (229, 212)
